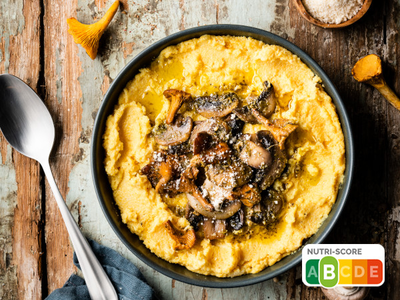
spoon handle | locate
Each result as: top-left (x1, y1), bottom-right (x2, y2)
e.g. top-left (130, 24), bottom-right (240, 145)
top-left (41, 161), bottom-right (118, 300)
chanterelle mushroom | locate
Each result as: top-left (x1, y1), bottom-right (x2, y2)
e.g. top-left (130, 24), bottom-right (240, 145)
top-left (229, 184), bottom-right (261, 207)
top-left (141, 151), bottom-right (188, 195)
top-left (194, 93), bottom-right (240, 118)
top-left (164, 220), bottom-right (196, 250)
top-left (251, 109), bottom-right (297, 149)
top-left (154, 115), bottom-right (193, 146)
top-left (163, 89), bottom-right (192, 124)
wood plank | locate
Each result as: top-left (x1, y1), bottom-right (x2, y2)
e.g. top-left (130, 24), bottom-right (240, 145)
top-left (384, 1), bottom-right (400, 299)
top-left (43, 0), bottom-right (82, 293)
top-left (0, 0), bottom-right (43, 299)
top-left (285, 0), bottom-right (395, 299)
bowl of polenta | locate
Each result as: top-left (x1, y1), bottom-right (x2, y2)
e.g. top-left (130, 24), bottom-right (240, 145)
top-left (91, 24), bottom-right (354, 287)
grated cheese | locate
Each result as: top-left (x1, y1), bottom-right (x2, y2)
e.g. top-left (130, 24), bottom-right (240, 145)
top-left (302, 0), bottom-right (364, 24)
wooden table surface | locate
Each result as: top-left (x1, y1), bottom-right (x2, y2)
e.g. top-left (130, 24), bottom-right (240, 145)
top-left (1, 0), bottom-right (400, 299)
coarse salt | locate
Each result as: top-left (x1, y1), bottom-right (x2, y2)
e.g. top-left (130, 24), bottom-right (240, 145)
top-left (302, 0), bottom-right (364, 24)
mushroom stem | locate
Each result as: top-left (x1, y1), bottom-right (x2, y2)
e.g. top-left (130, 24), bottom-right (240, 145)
top-left (352, 54), bottom-right (400, 111)
top-left (67, 0), bottom-right (120, 59)
top-left (155, 162), bottom-right (173, 193)
top-left (164, 89), bottom-right (192, 124)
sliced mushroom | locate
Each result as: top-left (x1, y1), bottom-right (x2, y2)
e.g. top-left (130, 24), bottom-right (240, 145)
top-left (200, 142), bottom-right (232, 165)
top-left (194, 93), bottom-right (239, 118)
top-left (180, 167), bottom-right (214, 212)
top-left (248, 130), bottom-right (287, 191)
top-left (164, 220), bottom-right (196, 250)
top-left (251, 108), bottom-right (297, 149)
top-left (239, 140), bottom-right (273, 169)
top-left (247, 190), bottom-right (284, 225)
top-left (233, 105), bottom-right (258, 124)
top-left (154, 115), bottom-right (193, 146)
top-left (229, 184), bottom-right (261, 207)
top-left (203, 218), bottom-right (226, 240)
top-left (233, 81), bottom-right (277, 123)
top-left (192, 131), bottom-right (213, 155)
top-left (163, 89), bottom-right (192, 124)
top-left (229, 209), bottom-right (244, 231)
top-left (201, 179), bottom-right (233, 211)
top-left (251, 81), bottom-right (277, 118)
top-left (224, 113), bottom-right (245, 136)
top-left (205, 161), bottom-right (252, 189)
top-left (189, 118), bottom-right (231, 146)
top-left (185, 204), bottom-right (203, 231)
top-left (187, 194), bottom-right (241, 220)
top-left (167, 140), bottom-right (191, 155)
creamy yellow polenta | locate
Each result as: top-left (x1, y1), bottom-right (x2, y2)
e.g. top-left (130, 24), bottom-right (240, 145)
top-left (103, 35), bottom-right (345, 277)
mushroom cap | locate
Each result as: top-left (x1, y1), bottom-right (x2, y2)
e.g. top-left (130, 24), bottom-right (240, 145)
top-left (189, 118), bottom-right (231, 146)
top-left (247, 190), bottom-right (284, 225)
top-left (154, 115), bottom-right (193, 146)
top-left (251, 131), bottom-right (287, 191)
top-left (205, 161), bottom-right (252, 189)
top-left (239, 140), bottom-right (273, 169)
top-left (352, 54), bottom-right (382, 83)
top-left (233, 81), bottom-right (277, 122)
top-left (187, 194), bottom-right (242, 220)
top-left (252, 81), bottom-right (277, 118)
top-left (194, 93), bottom-right (240, 118)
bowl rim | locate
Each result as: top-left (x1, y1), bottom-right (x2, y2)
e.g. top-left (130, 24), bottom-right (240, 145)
top-left (90, 24), bottom-right (354, 288)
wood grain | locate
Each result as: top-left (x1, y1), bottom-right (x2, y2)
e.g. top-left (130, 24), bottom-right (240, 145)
top-left (42, 0), bottom-right (83, 293)
top-left (0, 0), bottom-right (43, 299)
top-left (1, 0), bottom-right (400, 299)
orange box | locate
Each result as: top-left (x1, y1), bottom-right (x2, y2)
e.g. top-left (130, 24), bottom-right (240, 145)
top-left (352, 260), bottom-right (368, 285)
top-left (368, 260), bottom-right (383, 284)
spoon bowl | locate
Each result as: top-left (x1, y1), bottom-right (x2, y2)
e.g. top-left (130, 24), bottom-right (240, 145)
top-left (0, 74), bottom-right (54, 162)
top-left (0, 74), bottom-right (118, 300)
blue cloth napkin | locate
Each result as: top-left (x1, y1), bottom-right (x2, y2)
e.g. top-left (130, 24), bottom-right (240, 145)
top-left (46, 239), bottom-right (156, 300)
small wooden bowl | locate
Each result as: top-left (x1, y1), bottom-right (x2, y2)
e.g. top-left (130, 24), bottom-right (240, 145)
top-left (293, 0), bottom-right (373, 28)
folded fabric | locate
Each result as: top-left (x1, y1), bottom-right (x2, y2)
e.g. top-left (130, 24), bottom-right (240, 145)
top-left (46, 239), bottom-right (156, 300)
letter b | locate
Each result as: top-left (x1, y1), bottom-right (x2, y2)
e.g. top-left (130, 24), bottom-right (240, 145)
top-left (319, 256), bottom-right (339, 288)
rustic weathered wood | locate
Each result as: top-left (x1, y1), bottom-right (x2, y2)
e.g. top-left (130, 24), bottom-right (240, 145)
top-left (42, 0), bottom-right (83, 293)
top-left (0, 0), bottom-right (43, 299)
top-left (1, 0), bottom-right (400, 299)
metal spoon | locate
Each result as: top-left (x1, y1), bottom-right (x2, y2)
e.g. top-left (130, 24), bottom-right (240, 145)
top-left (0, 74), bottom-right (118, 300)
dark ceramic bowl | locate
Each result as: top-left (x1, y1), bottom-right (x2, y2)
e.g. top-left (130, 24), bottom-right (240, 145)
top-left (91, 24), bottom-right (354, 288)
